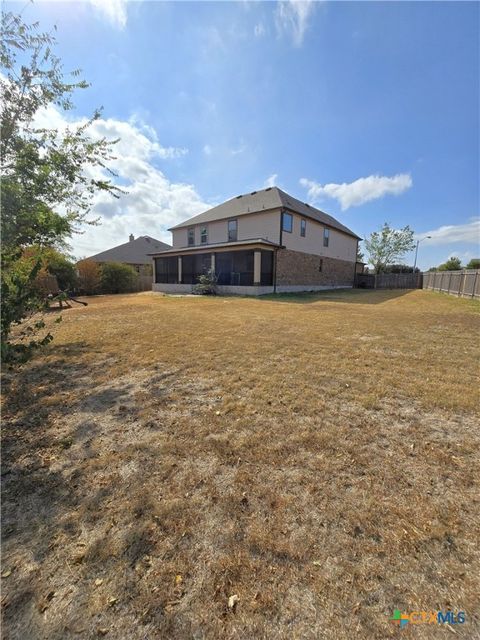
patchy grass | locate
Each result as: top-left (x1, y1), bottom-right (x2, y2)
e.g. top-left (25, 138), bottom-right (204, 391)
top-left (2, 289), bottom-right (479, 639)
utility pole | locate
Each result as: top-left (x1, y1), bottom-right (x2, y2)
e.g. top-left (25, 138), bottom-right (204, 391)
top-left (413, 236), bottom-right (432, 273)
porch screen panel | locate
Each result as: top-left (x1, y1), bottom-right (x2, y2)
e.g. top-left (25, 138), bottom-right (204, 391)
top-left (260, 250), bottom-right (274, 286)
top-left (215, 250), bottom-right (254, 286)
top-left (155, 257), bottom-right (178, 284)
top-left (182, 253), bottom-right (211, 284)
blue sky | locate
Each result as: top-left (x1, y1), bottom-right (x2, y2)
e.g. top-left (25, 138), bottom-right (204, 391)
top-left (7, 0), bottom-right (480, 268)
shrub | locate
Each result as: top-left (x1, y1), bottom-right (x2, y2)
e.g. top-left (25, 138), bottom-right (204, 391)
top-left (438, 257), bottom-right (462, 271)
top-left (193, 268), bottom-right (217, 295)
top-left (466, 259), bottom-right (480, 270)
top-left (77, 259), bottom-right (102, 295)
top-left (100, 262), bottom-right (138, 294)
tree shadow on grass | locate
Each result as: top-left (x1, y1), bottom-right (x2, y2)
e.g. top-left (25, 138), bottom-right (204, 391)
top-left (0, 341), bottom-right (174, 639)
top-left (258, 288), bottom-right (416, 305)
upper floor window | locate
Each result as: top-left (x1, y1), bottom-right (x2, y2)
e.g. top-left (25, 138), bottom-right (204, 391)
top-left (323, 228), bottom-right (330, 247)
top-left (228, 219), bottom-right (237, 242)
top-left (282, 212), bottom-right (293, 233)
top-left (188, 228), bottom-right (195, 246)
top-left (200, 226), bottom-right (208, 244)
top-left (300, 219), bottom-right (306, 237)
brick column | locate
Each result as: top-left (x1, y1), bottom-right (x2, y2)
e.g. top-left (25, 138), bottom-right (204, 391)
top-left (254, 250), bottom-right (261, 285)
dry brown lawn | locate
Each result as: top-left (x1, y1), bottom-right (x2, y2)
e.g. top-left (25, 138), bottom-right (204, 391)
top-left (2, 289), bottom-right (479, 639)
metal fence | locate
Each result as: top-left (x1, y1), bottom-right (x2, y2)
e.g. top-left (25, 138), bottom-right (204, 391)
top-left (422, 269), bottom-right (480, 299)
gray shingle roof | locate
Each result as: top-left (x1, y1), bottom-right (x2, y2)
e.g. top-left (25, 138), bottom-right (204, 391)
top-left (87, 236), bottom-right (171, 265)
top-left (169, 187), bottom-right (360, 239)
top-left (149, 238), bottom-right (280, 256)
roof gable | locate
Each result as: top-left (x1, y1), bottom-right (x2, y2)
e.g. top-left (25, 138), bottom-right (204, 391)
top-left (87, 236), bottom-right (171, 265)
top-left (169, 187), bottom-right (360, 239)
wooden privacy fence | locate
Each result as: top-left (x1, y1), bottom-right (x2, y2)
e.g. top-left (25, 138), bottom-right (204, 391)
top-left (355, 273), bottom-right (422, 289)
top-left (422, 269), bottom-right (480, 299)
top-left (133, 275), bottom-right (153, 292)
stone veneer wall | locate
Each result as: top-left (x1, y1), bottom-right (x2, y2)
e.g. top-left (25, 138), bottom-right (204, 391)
top-left (276, 249), bottom-right (355, 287)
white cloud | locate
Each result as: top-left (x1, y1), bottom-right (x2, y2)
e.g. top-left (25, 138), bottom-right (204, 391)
top-left (254, 22), bottom-right (266, 37)
top-left (32, 106), bottom-right (210, 258)
top-left (203, 144), bottom-right (212, 156)
top-left (264, 174), bottom-right (278, 188)
top-left (416, 218), bottom-right (480, 246)
top-left (275, 1), bottom-right (317, 47)
top-left (300, 173), bottom-right (413, 210)
top-left (89, 0), bottom-right (127, 29)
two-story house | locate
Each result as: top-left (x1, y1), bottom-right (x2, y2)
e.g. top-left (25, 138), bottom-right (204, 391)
top-left (150, 187), bottom-right (361, 295)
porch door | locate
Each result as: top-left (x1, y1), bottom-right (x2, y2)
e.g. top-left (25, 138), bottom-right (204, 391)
top-left (215, 251), bottom-right (254, 286)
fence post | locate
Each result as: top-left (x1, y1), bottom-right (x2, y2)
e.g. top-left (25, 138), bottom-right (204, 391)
top-left (461, 270), bottom-right (467, 297)
top-left (473, 270), bottom-right (478, 299)
top-left (447, 272), bottom-right (452, 294)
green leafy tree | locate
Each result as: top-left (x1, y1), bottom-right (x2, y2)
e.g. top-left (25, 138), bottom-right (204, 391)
top-left (20, 246), bottom-right (77, 290)
top-left (383, 264), bottom-right (419, 273)
top-left (364, 223), bottom-right (415, 274)
top-left (1, 11), bottom-right (120, 361)
top-left (100, 262), bottom-right (138, 294)
top-left (466, 258), bottom-right (480, 270)
top-left (438, 257), bottom-right (462, 271)
top-left (41, 248), bottom-right (77, 290)
top-left (356, 244), bottom-right (365, 263)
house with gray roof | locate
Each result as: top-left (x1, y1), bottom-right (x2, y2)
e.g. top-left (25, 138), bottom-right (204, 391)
top-left (87, 235), bottom-right (170, 275)
top-left (150, 187), bottom-right (361, 295)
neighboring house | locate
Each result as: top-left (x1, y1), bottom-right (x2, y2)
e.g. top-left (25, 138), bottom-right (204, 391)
top-left (87, 235), bottom-right (171, 275)
top-left (150, 187), bottom-right (361, 294)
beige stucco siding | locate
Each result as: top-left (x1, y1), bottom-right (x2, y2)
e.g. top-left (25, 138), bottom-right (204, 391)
top-left (171, 209), bottom-right (281, 248)
top-left (282, 213), bottom-right (357, 262)
top-left (172, 227), bottom-right (189, 247)
top-left (237, 210), bottom-right (281, 243)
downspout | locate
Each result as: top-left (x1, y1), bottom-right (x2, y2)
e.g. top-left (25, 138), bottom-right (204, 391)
top-left (274, 210), bottom-right (284, 294)
top-left (354, 239), bottom-right (359, 287)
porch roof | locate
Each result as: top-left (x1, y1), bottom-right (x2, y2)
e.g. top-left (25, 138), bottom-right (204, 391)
top-left (148, 238), bottom-right (280, 257)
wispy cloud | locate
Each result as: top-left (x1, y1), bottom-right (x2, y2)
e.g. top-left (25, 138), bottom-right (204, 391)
top-left (254, 22), bottom-right (266, 38)
top-left (300, 174), bottom-right (413, 210)
top-left (230, 141), bottom-right (247, 156)
top-left (275, 1), bottom-right (317, 47)
top-left (203, 144), bottom-right (212, 156)
top-left (264, 173), bottom-right (278, 188)
top-left (416, 218), bottom-right (480, 245)
top-left (89, 0), bottom-right (127, 29)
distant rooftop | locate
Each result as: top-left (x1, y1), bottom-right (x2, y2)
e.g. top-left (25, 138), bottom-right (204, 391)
top-left (87, 235), bottom-right (171, 265)
top-left (169, 186), bottom-right (360, 239)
